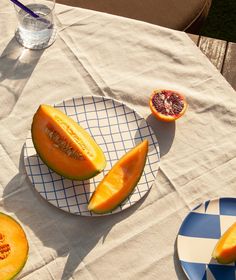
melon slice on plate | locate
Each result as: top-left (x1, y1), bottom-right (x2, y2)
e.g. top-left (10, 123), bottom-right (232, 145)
top-left (31, 104), bottom-right (106, 180)
top-left (0, 213), bottom-right (29, 280)
top-left (88, 140), bottom-right (148, 214)
top-left (212, 222), bottom-right (236, 264)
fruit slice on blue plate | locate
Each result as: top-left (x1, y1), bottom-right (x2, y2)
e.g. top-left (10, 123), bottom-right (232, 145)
top-left (212, 222), bottom-right (236, 264)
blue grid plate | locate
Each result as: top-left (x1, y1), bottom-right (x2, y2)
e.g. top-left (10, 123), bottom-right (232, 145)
top-left (24, 96), bottom-right (160, 216)
top-left (177, 197), bottom-right (236, 280)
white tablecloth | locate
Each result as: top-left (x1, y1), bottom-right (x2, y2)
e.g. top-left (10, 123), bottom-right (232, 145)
top-left (0, 2), bottom-right (236, 279)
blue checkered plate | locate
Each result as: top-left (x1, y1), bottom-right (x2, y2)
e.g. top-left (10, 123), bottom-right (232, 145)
top-left (24, 96), bottom-right (160, 216)
top-left (177, 198), bottom-right (236, 280)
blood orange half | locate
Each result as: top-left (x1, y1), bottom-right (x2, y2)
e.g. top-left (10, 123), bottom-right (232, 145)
top-left (149, 89), bottom-right (188, 122)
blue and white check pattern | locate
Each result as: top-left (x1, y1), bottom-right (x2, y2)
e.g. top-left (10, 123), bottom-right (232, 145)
top-left (178, 198), bottom-right (236, 280)
top-left (24, 96), bottom-right (160, 216)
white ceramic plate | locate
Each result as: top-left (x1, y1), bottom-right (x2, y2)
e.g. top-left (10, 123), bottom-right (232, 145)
top-left (24, 96), bottom-right (160, 216)
top-left (177, 197), bottom-right (236, 279)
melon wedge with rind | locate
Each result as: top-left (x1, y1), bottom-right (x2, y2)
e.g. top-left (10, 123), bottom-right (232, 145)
top-left (88, 140), bottom-right (149, 214)
top-left (212, 222), bottom-right (236, 264)
top-left (31, 104), bottom-right (106, 180)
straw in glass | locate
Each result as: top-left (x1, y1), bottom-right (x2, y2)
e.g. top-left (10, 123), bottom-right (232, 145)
top-left (11, 0), bottom-right (40, 18)
top-left (10, 0), bottom-right (51, 25)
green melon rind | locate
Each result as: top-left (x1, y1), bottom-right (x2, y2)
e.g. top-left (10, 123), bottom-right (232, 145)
top-left (8, 256), bottom-right (28, 280)
top-left (88, 145), bottom-right (148, 214)
top-left (212, 247), bottom-right (236, 264)
top-left (212, 253), bottom-right (233, 265)
top-left (0, 213), bottom-right (29, 280)
top-left (31, 113), bottom-right (106, 181)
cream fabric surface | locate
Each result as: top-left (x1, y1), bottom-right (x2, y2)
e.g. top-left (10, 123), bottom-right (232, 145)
top-left (0, 2), bottom-right (236, 280)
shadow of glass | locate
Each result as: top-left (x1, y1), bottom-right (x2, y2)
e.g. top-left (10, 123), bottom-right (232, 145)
top-left (145, 114), bottom-right (176, 157)
top-left (173, 237), bottom-right (188, 280)
top-left (0, 37), bottom-right (44, 118)
top-left (3, 146), bottom-right (146, 279)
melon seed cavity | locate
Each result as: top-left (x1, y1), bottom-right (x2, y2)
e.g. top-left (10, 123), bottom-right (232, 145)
top-left (55, 116), bottom-right (93, 157)
top-left (44, 126), bottom-right (85, 160)
top-left (0, 244), bottom-right (11, 260)
top-left (0, 234), bottom-right (10, 260)
top-left (0, 233), bottom-right (5, 243)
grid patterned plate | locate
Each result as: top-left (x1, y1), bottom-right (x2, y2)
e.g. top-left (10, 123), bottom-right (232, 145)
top-left (177, 198), bottom-right (236, 280)
top-left (24, 96), bottom-right (160, 216)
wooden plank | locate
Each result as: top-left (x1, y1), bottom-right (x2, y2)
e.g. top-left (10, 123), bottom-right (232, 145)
top-left (222, 42), bottom-right (236, 90)
top-left (198, 36), bottom-right (227, 72)
top-left (187, 34), bottom-right (235, 90)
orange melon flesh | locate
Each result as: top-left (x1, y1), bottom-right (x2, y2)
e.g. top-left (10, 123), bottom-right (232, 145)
top-left (88, 140), bottom-right (148, 214)
top-left (212, 222), bottom-right (236, 264)
top-left (0, 213), bottom-right (28, 280)
top-left (31, 104), bottom-right (106, 180)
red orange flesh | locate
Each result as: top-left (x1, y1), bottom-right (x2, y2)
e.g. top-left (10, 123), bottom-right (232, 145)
top-left (149, 89), bottom-right (187, 122)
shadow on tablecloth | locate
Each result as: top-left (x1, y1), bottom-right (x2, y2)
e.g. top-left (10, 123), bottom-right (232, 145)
top-left (0, 37), bottom-right (44, 119)
top-left (3, 146), bottom-right (149, 280)
top-left (173, 238), bottom-right (188, 280)
top-left (145, 114), bottom-right (176, 157)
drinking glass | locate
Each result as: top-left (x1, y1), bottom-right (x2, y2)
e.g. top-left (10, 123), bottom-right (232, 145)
top-left (14, 0), bottom-right (57, 50)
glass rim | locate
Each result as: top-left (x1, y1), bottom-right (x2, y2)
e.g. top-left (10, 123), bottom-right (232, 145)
top-left (14, 0), bottom-right (56, 17)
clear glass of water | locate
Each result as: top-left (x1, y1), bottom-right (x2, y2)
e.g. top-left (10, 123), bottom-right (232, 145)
top-left (14, 0), bottom-right (57, 50)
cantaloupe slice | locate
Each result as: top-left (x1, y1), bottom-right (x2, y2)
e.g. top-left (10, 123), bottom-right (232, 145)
top-left (0, 213), bottom-right (28, 280)
top-left (212, 222), bottom-right (236, 264)
top-left (31, 104), bottom-right (106, 180)
top-left (88, 140), bottom-right (148, 214)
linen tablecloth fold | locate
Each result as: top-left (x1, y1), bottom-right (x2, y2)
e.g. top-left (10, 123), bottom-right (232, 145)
top-left (0, 2), bottom-right (235, 279)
